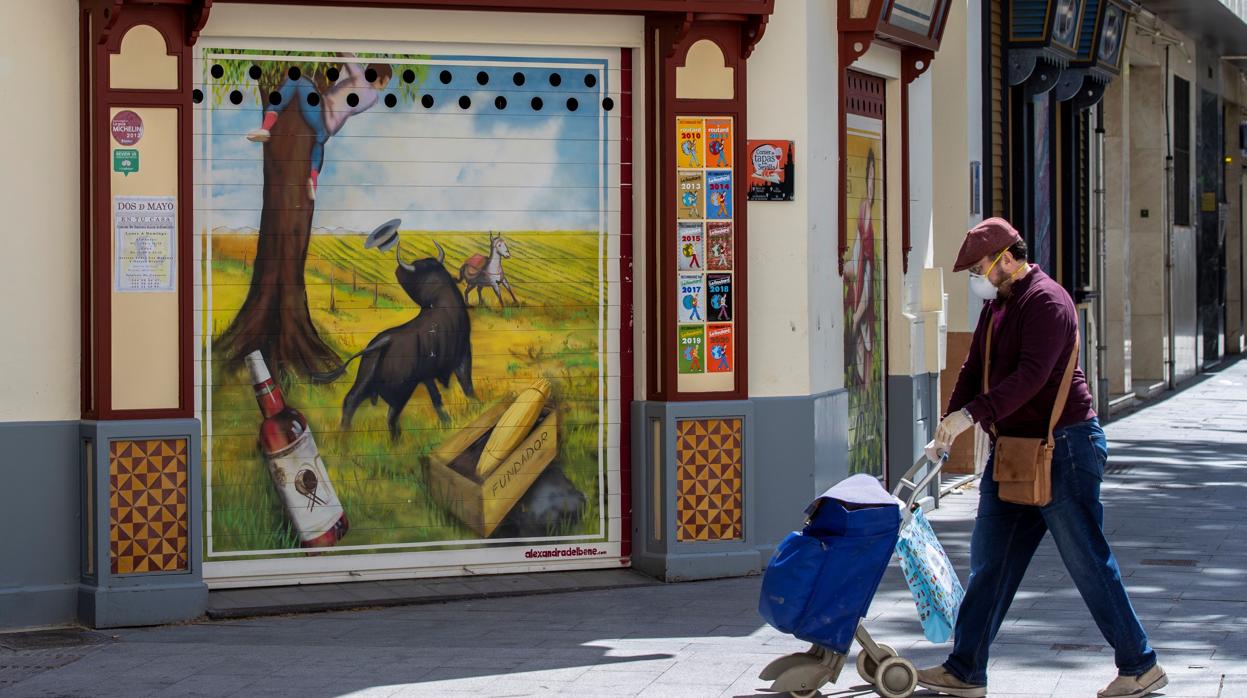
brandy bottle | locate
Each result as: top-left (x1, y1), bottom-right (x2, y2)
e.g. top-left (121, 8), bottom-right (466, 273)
top-left (246, 350), bottom-right (348, 548)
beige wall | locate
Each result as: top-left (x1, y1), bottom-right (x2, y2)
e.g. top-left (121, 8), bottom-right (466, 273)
top-left (804, 0), bottom-right (844, 395)
top-left (746, 0), bottom-right (815, 396)
top-left (0, 1), bottom-right (81, 422)
top-left (1127, 63), bottom-right (1168, 384)
top-left (1103, 66), bottom-right (1132, 395)
top-left (1125, 19), bottom-right (1199, 387)
top-left (931, 0), bottom-right (974, 335)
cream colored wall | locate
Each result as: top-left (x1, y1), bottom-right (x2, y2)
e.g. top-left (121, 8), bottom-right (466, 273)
top-left (0, 1), bottom-right (80, 422)
top-left (1103, 66), bottom-right (1132, 395)
top-left (203, 4), bottom-right (643, 48)
top-left (110, 24), bottom-right (177, 90)
top-left (804, 0), bottom-right (843, 395)
top-left (109, 107), bottom-right (181, 411)
top-left (746, 0), bottom-right (814, 397)
top-left (1125, 18), bottom-right (1198, 385)
top-left (931, 0), bottom-right (973, 334)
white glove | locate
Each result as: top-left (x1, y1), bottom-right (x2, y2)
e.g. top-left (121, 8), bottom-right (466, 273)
top-left (935, 409), bottom-right (974, 450)
top-left (923, 439), bottom-right (943, 463)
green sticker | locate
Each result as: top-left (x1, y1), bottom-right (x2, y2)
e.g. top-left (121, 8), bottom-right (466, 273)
top-left (113, 148), bottom-right (139, 176)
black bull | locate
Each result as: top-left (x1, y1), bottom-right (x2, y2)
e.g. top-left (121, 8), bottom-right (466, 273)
top-left (311, 243), bottom-right (475, 438)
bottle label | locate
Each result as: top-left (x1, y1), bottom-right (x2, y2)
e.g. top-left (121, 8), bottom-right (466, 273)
top-left (266, 430), bottom-right (344, 543)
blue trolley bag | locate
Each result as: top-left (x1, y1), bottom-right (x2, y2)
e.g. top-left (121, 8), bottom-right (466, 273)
top-left (759, 474), bottom-right (901, 653)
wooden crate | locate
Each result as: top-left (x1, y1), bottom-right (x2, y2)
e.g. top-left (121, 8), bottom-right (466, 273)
top-left (427, 403), bottom-right (558, 538)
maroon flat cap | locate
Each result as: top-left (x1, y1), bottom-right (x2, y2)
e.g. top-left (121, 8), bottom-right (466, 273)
top-left (953, 217), bottom-right (1022, 272)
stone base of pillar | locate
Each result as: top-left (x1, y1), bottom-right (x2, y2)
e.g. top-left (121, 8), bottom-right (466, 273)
top-left (78, 420), bottom-right (208, 628)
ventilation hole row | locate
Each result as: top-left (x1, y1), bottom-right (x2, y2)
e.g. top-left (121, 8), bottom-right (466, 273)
top-left (192, 88), bottom-right (615, 112)
top-left (212, 64), bottom-right (600, 89)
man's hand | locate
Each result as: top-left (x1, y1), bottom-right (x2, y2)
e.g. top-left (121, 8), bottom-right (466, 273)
top-left (924, 439), bottom-right (944, 463)
top-left (934, 409), bottom-right (974, 452)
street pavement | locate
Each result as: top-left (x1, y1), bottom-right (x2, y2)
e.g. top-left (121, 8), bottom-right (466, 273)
top-left (2, 361), bottom-right (1246, 697)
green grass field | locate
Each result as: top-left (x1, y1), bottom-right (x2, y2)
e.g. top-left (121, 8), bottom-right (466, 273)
top-left (202, 231), bottom-right (609, 558)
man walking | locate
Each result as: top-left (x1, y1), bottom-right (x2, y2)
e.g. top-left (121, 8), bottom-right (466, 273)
top-left (918, 218), bottom-right (1166, 698)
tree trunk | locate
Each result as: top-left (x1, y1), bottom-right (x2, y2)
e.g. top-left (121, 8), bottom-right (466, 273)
top-left (216, 108), bottom-right (339, 376)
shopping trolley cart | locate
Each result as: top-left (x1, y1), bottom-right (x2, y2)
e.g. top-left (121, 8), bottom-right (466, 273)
top-left (757, 455), bottom-right (949, 698)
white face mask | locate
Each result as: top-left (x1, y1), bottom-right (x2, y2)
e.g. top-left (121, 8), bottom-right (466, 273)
top-left (968, 273), bottom-right (999, 300)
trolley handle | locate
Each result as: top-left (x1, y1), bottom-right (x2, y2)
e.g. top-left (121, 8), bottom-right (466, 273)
top-left (892, 453), bottom-right (946, 524)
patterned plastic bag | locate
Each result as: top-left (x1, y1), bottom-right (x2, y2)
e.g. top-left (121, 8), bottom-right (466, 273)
top-left (895, 507), bottom-right (964, 644)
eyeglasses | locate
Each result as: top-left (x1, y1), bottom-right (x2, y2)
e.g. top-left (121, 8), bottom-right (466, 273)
top-left (969, 248), bottom-right (1009, 277)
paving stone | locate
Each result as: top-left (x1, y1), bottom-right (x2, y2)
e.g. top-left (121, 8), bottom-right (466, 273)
top-left (5, 362), bottom-right (1247, 697)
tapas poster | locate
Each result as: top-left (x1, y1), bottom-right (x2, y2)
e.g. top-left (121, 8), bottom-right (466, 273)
top-left (706, 222), bottom-right (733, 271)
top-left (746, 140), bottom-right (795, 201)
top-left (677, 273), bottom-right (706, 323)
top-left (678, 170), bottom-right (705, 219)
top-left (678, 325), bottom-right (706, 374)
top-left (707, 324), bottom-right (734, 373)
top-left (678, 222), bottom-right (704, 271)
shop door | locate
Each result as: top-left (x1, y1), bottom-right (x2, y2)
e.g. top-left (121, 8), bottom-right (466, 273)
top-left (193, 44), bottom-right (629, 586)
top-left (843, 71), bottom-right (887, 479)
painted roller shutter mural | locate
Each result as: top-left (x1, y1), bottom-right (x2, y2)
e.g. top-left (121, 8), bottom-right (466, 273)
top-left (193, 42), bottom-right (626, 582)
top-left (843, 71), bottom-right (887, 479)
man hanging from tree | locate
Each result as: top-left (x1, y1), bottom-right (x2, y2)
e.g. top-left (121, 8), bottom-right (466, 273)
top-left (247, 54), bottom-right (393, 201)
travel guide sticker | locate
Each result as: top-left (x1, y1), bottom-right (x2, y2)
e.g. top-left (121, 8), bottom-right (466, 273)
top-left (678, 325), bottom-right (706, 374)
top-left (678, 170), bottom-right (704, 220)
top-left (676, 117), bottom-right (705, 169)
top-left (678, 222), bottom-right (704, 271)
top-left (707, 221), bottom-right (733, 271)
top-left (705, 118), bottom-right (733, 168)
top-left (707, 324), bottom-right (734, 373)
top-left (706, 170), bottom-right (733, 220)
top-left (707, 273), bottom-right (733, 322)
top-left (677, 273), bottom-right (706, 323)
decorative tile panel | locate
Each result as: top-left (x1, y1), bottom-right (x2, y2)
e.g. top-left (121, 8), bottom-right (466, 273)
top-left (109, 439), bottom-right (189, 574)
top-left (676, 418), bottom-right (743, 541)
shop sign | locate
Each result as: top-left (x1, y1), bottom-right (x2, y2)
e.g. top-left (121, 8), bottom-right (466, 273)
top-left (746, 140), bottom-right (794, 201)
top-left (113, 148), bottom-right (140, 176)
top-left (114, 195), bottom-right (176, 293)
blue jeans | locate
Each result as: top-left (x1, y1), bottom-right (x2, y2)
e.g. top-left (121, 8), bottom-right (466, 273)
top-left (269, 77), bottom-right (328, 172)
top-left (943, 418), bottom-right (1156, 685)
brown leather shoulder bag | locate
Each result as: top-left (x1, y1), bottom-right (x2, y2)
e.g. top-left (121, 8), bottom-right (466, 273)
top-left (982, 314), bottom-right (1079, 507)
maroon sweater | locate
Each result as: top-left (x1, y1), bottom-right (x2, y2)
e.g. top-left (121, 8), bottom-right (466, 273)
top-left (946, 266), bottom-right (1096, 438)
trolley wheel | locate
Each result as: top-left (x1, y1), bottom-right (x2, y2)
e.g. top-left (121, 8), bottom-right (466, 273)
top-left (855, 643), bottom-right (897, 685)
top-left (874, 657), bottom-right (918, 698)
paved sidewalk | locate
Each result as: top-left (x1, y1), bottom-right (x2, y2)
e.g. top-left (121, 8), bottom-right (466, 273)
top-left (2, 362), bottom-right (1245, 697)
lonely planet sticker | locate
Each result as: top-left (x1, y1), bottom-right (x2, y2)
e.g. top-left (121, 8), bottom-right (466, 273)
top-left (110, 110), bottom-right (144, 146)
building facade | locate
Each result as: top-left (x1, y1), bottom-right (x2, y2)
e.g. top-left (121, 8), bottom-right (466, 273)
top-left (1, 0), bottom-right (955, 630)
top-left (936, 0), bottom-right (1247, 476)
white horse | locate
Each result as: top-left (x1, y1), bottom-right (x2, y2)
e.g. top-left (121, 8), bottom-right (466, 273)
top-left (458, 232), bottom-right (519, 307)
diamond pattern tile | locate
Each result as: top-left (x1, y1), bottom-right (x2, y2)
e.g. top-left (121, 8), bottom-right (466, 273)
top-left (675, 418), bottom-right (743, 541)
top-left (109, 439), bottom-right (189, 574)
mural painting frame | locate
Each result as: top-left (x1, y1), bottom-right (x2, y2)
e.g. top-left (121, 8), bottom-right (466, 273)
top-left (192, 38), bottom-right (631, 585)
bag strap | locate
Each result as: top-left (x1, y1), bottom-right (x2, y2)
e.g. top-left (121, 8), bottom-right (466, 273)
top-left (982, 310), bottom-right (1080, 444)
top-left (1048, 331), bottom-right (1080, 444)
